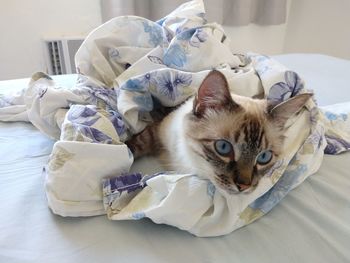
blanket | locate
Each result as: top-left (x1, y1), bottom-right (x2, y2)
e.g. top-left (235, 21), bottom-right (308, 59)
top-left (1, 0), bottom-right (350, 237)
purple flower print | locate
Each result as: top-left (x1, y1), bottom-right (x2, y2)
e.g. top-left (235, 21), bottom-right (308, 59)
top-left (73, 124), bottom-right (113, 144)
top-left (67, 105), bottom-right (100, 127)
top-left (190, 28), bottom-right (208, 48)
top-left (148, 56), bottom-right (164, 65)
top-left (82, 86), bottom-right (118, 110)
top-left (110, 172), bottom-right (144, 193)
top-left (108, 110), bottom-right (126, 137)
top-left (268, 71), bottom-right (305, 104)
top-left (155, 71), bottom-right (192, 101)
top-left (38, 87), bottom-right (48, 99)
top-left (325, 135), bottom-right (350, 154)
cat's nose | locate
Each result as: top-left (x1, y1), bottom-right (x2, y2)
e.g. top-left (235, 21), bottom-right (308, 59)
top-left (236, 183), bottom-right (250, 191)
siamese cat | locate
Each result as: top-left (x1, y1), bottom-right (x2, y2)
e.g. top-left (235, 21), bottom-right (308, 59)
top-left (126, 70), bottom-right (311, 193)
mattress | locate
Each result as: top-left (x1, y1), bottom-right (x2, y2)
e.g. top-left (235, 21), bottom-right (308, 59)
top-left (1, 54), bottom-right (350, 263)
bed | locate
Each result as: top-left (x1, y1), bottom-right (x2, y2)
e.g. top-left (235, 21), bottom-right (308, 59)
top-left (1, 53), bottom-right (350, 262)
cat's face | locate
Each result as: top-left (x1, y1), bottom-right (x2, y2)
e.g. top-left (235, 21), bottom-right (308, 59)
top-left (184, 71), bottom-right (311, 194)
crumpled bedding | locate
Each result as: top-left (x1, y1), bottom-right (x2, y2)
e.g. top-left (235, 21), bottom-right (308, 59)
top-left (0, 0), bottom-right (349, 237)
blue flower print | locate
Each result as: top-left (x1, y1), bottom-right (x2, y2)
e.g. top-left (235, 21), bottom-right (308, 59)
top-left (175, 26), bottom-right (189, 36)
top-left (133, 93), bottom-right (153, 112)
top-left (177, 28), bottom-right (195, 41)
top-left (325, 135), bottom-right (350, 154)
top-left (110, 172), bottom-right (143, 192)
top-left (267, 71), bottom-right (304, 104)
top-left (267, 82), bottom-right (292, 104)
top-left (142, 21), bottom-right (164, 47)
top-left (85, 86), bottom-right (118, 110)
top-left (189, 28), bottom-right (208, 48)
top-left (123, 79), bottom-right (145, 92)
top-left (194, 29), bottom-right (208, 42)
top-left (74, 124), bottom-right (113, 144)
top-left (157, 73), bottom-right (177, 100)
top-left (177, 28), bottom-right (208, 48)
top-left (163, 43), bottom-right (187, 68)
top-left (249, 53), bottom-right (271, 77)
top-left (324, 111), bottom-right (348, 121)
top-left (79, 106), bottom-right (97, 118)
top-left (250, 164), bottom-right (308, 213)
top-left (108, 110), bottom-right (126, 137)
top-left (173, 72), bottom-right (192, 87)
top-left (102, 172), bottom-right (164, 212)
top-left (325, 111), bottom-right (337, 121)
top-left (284, 71), bottom-right (304, 97)
top-left (139, 71), bottom-right (157, 88)
top-left (67, 105), bottom-right (100, 127)
top-left (155, 71), bottom-right (192, 101)
top-left (196, 12), bottom-right (208, 24)
top-left (147, 55), bottom-right (164, 65)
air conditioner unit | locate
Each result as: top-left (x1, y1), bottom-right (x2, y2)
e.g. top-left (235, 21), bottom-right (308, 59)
top-left (43, 37), bottom-right (84, 75)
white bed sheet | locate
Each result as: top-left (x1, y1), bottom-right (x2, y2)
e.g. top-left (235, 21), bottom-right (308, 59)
top-left (1, 54), bottom-right (350, 263)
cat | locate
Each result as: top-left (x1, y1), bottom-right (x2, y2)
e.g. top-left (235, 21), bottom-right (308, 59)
top-left (126, 70), bottom-right (312, 194)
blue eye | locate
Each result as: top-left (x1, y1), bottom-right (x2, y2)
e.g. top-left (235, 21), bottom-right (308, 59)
top-left (214, 140), bottom-right (233, 156)
top-left (256, 150), bottom-right (273, 165)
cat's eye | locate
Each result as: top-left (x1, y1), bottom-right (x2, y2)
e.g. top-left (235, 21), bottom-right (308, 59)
top-left (214, 139), bottom-right (233, 156)
top-left (256, 150), bottom-right (273, 165)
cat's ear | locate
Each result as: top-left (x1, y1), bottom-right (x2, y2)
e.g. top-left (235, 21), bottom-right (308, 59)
top-left (193, 70), bottom-right (238, 117)
top-left (269, 93), bottom-right (313, 125)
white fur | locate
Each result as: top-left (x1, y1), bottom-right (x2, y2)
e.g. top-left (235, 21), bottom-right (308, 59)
top-left (158, 98), bottom-right (215, 179)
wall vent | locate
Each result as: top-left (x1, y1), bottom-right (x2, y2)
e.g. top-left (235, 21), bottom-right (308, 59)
top-left (44, 37), bottom-right (84, 75)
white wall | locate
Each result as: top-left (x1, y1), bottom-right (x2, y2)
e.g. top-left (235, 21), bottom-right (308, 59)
top-left (223, 0), bottom-right (350, 59)
top-left (1, 0), bottom-right (349, 81)
top-left (0, 0), bottom-right (102, 80)
top-left (223, 24), bottom-right (288, 55)
top-left (0, 0), bottom-right (292, 81)
top-left (222, 0), bottom-right (292, 56)
top-left (284, 0), bottom-right (350, 59)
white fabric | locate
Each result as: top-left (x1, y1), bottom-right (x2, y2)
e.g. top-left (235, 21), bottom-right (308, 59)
top-left (46, 141), bottom-right (133, 217)
top-left (1, 57), bottom-right (350, 261)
